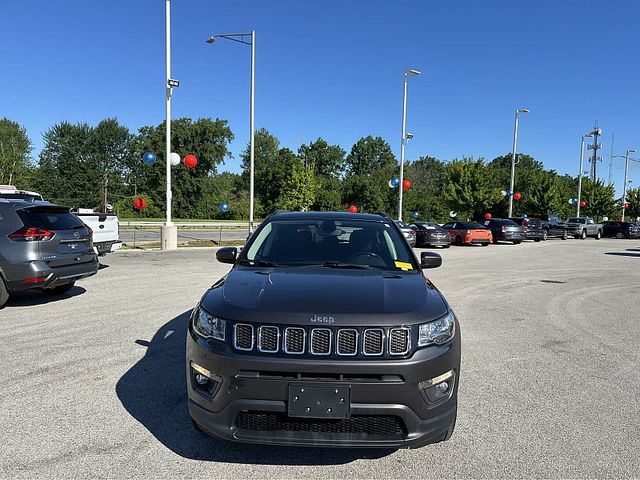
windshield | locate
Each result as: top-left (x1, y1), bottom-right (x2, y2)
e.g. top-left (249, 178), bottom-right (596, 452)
top-left (242, 219), bottom-right (417, 271)
top-left (566, 218), bottom-right (582, 223)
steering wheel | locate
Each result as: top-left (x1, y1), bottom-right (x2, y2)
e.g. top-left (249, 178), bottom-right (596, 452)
top-left (348, 252), bottom-right (385, 266)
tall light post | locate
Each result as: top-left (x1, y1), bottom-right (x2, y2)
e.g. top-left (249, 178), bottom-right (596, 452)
top-left (398, 69), bottom-right (421, 221)
top-left (508, 108), bottom-right (529, 218)
top-left (161, 0), bottom-right (178, 250)
top-left (576, 132), bottom-right (593, 217)
top-left (207, 32), bottom-right (255, 234)
top-left (622, 148), bottom-right (636, 221)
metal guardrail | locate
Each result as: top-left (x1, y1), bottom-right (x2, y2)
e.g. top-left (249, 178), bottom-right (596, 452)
top-left (119, 221), bottom-right (251, 228)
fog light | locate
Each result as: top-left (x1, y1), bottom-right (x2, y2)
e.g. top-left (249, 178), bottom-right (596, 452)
top-left (419, 370), bottom-right (455, 404)
top-left (195, 373), bottom-right (209, 385)
top-left (190, 361), bottom-right (211, 378)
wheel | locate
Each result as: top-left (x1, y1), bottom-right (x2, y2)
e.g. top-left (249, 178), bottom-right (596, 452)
top-left (580, 230), bottom-right (587, 240)
top-left (482, 243), bottom-right (489, 247)
top-left (46, 281), bottom-right (75, 295)
top-left (534, 239), bottom-right (541, 243)
top-left (513, 241), bottom-right (522, 245)
top-left (443, 245), bottom-right (450, 249)
top-left (455, 236), bottom-right (462, 246)
top-left (0, 278), bottom-right (9, 309)
top-left (561, 231), bottom-right (568, 240)
top-left (595, 230), bottom-right (601, 240)
top-left (616, 232), bottom-right (624, 239)
top-left (492, 236), bottom-right (498, 244)
top-left (542, 230), bottom-right (549, 241)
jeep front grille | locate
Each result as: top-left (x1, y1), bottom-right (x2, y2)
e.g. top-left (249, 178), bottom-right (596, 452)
top-left (232, 323), bottom-right (414, 358)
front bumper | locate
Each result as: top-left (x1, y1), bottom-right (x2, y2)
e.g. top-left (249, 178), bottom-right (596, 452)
top-left (6, 257), bottom-right (99, 292)
top-left (497, 232), bottom-right (525, 242)
top-left (418, 237), bottom-right (451, 247)
top-left (186, 324), bottom-right (460, 448)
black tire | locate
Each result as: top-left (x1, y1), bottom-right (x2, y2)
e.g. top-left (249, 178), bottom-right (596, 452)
top-left (595, 230), bottom-right (601, 240)
top-left (580, 230), bottom-right (587, 240)
top-left (616, 232), bottom-right (625, 239)
top-left (443, 244), bottom-right (451, 249)
top-left (482, 243), bottom-right (489, 247)
top-left (0, 278), bottom-right (9, 309)
top-left (542, 229), bottom-right (549, 241)
top-left (47, 281), bottom-right (75, 295)
top-left (455, 236), bottom-right (462, 246)
top-left (534, 239), bottom-right (541, 243)
top-left (513, 241), bottom-right (522, 245)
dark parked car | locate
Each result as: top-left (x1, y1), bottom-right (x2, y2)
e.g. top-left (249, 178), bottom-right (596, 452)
top-left (481, 218), bottom-right (525, 244)
top-left (409, 221), bottom-right (451, 248)
top-left (602, 221), bottom-right (640, 239)
top-left (510, 217), bottom-right (544, 242)
top-left (395, 220), bottom-right (417, 247)
top-left (187, 211), bottom-right (460, 448)
top-left (534, 214), bottom-right (568, 240)
top-left (0, 200), bottom-right (98, 308)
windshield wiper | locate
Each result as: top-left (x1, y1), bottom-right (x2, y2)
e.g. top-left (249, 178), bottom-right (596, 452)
top-left (318, 262), bottom-right (371, 270)
top-left (239, 259), bottom-right (280, 267)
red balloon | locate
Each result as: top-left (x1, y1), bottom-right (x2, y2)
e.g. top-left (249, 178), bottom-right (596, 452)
top-left (184, 154), bottom-right (198, 169)
top-left (513, 192), bottom-right (522, 200)
top-left (133, 197), bottom-right (147, 210)
top-left (624, 203), bottom-right (630, 209)
top-left (348, 205), bottom-right (358, 213)
top-left (579, 201), bottom-right (587, 207)
top-left (402, 180), bottom-right (411, 191)
top-left (484, 213), bottom-right (492, 220)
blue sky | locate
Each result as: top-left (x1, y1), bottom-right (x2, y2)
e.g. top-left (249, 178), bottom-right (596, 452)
top-left (1, 1), bottom-right (638, 195)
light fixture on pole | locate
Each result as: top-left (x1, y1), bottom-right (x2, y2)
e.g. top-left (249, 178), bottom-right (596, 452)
top-left (576, 132), bottom-right (593, 217)
top-left (206, 32), bottom-right (256, 234)
top-left (508, 108), bottom-right (529, 218)
top-left (161, 0), bottom-right (178, 250)
top-left (398, 69), bottom-right (421, 221)
top-left (622, 148), bottom-right (636, 221)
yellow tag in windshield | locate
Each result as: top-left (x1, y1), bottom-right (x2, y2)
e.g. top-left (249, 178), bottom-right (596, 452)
top-left (394, 261), bottom-right (413, 271)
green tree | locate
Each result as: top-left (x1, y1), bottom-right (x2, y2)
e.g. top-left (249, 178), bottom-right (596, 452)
top-left (345, 136), bottom-right (396, 176)
top-left (402, 156), bottom-right (449, 221)
top-left (443, 158), bottom-right (503, 220)
top-left (625, 187), bottom-right (640, 220)
top-left (312, 176), bottom-right (343, 211)
top-left (582, 179), bottom-right (617, 221)
top-left (278, 160), bottom-right (316, 211)
top-left (298, 138), bottom-right (345, 178)
top-left (0, 118), bottom-right (33, 187)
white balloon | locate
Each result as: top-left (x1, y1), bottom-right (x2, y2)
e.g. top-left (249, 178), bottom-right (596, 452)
top-left (603, 216), bottom-right (608, 222)
top-left (449, 211), bottom-right (457, 218)
top-left (170, 152), bottom-right (181, 166)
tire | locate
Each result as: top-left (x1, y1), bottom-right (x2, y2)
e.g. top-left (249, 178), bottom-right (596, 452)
top-left (443, 245), bottom-right (451, 249)
top-left (595, 230), bottom-right (601, 240)
top-left (513, 241), bottom-right (522, 245)
top-left (542, 230), bottom-right (549, 241)
top-left (47, 281), bottom-right (75, 295)
top-left (0, 278), bottom-right (9, 309)
top-left (534, 239), bottom-right (541, 243)
top-left (562, 231), bottom-right (568, 240)
top-left (616, 232), bottom-right (625, 239)
top-left (455, 236), bottom-right (462, 246)
top-left (580, 230), bottom-right (587, 240)
top-left (482, 243), bottom-right (489, 247)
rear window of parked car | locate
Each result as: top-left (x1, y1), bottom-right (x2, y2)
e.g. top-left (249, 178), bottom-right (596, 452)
top-left (17, 208), bottom-right (85, 230)
top-left (493, 219), bottom-right (518, 226)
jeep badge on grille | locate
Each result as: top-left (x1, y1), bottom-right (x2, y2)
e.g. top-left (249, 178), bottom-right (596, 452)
top-left (310, 314), bottom-right (335, 324)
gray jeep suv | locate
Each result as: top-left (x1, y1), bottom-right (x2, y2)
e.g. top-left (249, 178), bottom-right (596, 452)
top-left (0, 200), bottom-right (98, 308)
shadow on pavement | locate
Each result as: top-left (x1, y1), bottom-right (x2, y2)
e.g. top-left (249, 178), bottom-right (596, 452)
top-left (116, 310), bottom-right (392, 465)
top-left (605, 252), bottom-right (640, 258)
top-left (6, 286), bottom-right (86, 307)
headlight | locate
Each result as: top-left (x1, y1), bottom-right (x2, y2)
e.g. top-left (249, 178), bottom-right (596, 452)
top-left (193, 307), bottom-right (226, 341)
top-left (418, 311), bottom-right (455, 346)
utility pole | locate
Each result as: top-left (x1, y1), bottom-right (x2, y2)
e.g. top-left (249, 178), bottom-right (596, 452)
top-left (587, 122), bottom-right (602, 182)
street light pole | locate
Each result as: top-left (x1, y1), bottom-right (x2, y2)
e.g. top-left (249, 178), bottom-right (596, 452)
top-left (206, 32), bottom-right (255, 234)
top-left (398, 69), bottom-right (420, 221)
top-left (161, 0), bottom-right (177, 250)
top-left (622, 148), bottom-right (636, 221)
top-left (508, 108), bottom-right (528, 218)
top-left (576, 132), bottom-right (592, 217)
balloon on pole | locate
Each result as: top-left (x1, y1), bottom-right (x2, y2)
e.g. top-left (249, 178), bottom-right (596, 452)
top-left (513, 192), bottom-right (522, 200)
top-left (184, 154), bottom-right (198, 169)
top-left (348, 205), bottom-right (358, 213)
top-left (449, 211), bottom-right (457, 218)
top-left (484, 213), bottom-right (492, 220)
top-left (579, 201), bottom-right (587, 207)
top-left (402, 179), bottom-right (411, 191)
top-left (219, 202), bottom-right (230, 213)
top-left (133, 197), bottom-right (147, 210)
top-left (170, 152), bottom-right (181, 166)
top-left (411, 211), bottom-right (420, 219)
top-left (143, 151), bottom-right (156, 165)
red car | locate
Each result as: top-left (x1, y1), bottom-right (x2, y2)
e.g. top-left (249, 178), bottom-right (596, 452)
top-left (441, 221), bottom-right (492, 246)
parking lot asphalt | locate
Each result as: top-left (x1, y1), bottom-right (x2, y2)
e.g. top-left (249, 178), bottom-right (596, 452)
top-left (1, 239), bottom-right (639, 478)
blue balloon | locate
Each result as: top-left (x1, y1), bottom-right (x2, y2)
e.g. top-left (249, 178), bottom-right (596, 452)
top-left (219, 202), bottom-right (230, 213)
top-left (143, 151), bottom-right (156, 165)
top-left (506, 189), bottom-right (513, 197)
top-left (411, 211), bottom-right (420, 219)
top-left (391, 176), bottom-right (400, 187)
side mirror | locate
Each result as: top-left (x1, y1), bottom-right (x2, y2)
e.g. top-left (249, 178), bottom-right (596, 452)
top-left (421, 252), bottom-right (442, 269)
top-left (216, 247), bottom-right (238, 264)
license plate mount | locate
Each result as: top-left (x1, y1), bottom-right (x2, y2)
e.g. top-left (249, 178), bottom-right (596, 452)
top-left (287, 384), bottom-right (351, 419)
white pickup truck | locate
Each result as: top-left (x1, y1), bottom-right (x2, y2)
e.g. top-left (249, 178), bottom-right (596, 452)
top-left (75, 209), bottom-right (122, 256)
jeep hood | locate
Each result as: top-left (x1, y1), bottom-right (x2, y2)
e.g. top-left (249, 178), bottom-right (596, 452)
top-left (199, 267), bottom-right (449, 327)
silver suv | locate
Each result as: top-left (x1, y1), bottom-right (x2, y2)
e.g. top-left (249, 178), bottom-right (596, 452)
top-left (0, 200), bottom-right (98, 308)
